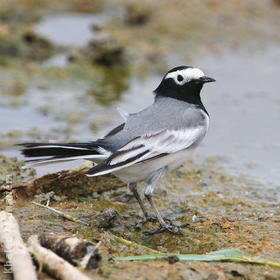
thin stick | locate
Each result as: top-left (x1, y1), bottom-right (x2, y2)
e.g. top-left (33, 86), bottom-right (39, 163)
top-left (27, 235), bottom-right (91, 280)
top-left (112, 234), bottom-right (163, 254)
top-left (32, 201), bottom-right (89, 226)
top-left (232, 256), bottom-right (280, 268)
top-left (0, 211), bottom-right (37, 280)
top-left (0, 184), bottom-right (26, 192)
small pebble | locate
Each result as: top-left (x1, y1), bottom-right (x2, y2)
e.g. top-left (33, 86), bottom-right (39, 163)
top-left (192, 214), bottom-right (198, 222)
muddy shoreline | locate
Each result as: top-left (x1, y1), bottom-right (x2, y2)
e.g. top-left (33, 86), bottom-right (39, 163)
top-left (1, 0), bottom-right (280, 279)
top-left (1, 156), bottom-right (280, 279)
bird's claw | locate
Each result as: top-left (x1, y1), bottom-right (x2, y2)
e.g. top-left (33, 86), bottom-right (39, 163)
top-left (138, 214), bottom-right (173, 226)
top-left (140, 213), bottom-right (158, 225)
top-left (144, 222), bottom-right (189, 236)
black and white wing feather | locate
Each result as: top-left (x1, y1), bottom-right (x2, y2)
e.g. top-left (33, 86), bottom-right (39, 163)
top-left (86, 126), bottom-right (206, 177)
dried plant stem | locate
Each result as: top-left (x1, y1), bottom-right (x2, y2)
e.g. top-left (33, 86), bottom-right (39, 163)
top-left (0, 184), bottom-right (26, 192)
top-left (112, 234), bottom-right (163, 254)
top-left (32, 201), bottom-right (89, 226)
top-left (114, 252), bottom-right (280, 268)
top-left (232, 256), bottom-right (280, 268)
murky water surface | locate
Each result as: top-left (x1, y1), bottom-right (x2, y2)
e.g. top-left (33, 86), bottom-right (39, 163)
top-left (196, 45), bottom-right (280, 187)
top-left (0, 13), bottom-right (279, 188)
top-left (35, 12), bottom-right (111, 47)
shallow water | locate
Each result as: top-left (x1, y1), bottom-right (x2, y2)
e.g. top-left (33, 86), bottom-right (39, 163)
top-left (35, 12), bottom-right (111, 47)
top-left (1, 12), bottom-right (280, 187)
top-left (194, 45), bottom-right (280, 187)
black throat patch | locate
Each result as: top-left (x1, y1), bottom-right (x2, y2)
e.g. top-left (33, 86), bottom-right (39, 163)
top-left (154, 78), bottom-right (208, 115)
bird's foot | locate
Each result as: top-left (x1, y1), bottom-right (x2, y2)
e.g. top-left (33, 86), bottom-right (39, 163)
top-left (144, 222), bottom-right (189, 236)
top-left (140, 213), bottom-right (158, 225)
top-left (138, 213), bottom-right (173, 226)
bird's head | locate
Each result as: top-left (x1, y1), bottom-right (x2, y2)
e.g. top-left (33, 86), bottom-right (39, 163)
top-left (154, 66), bottom-right (215, 103)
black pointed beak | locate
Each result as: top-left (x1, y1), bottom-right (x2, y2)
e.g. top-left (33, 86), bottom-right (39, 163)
top-left (200, 76), bottom-right (216, 83)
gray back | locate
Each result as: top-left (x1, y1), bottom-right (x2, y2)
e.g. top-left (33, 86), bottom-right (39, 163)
top-left (101, 96), bottom-right (207, 151)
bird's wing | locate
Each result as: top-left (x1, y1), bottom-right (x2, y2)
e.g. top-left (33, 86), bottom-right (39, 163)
top-left (86, 126), bottom-right (205, 176)
top-left (103, 123), bottom-right (125, 138)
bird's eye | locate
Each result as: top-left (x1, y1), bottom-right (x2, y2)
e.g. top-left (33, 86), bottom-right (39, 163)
top-left (177, 74), bottom-right (183, 82)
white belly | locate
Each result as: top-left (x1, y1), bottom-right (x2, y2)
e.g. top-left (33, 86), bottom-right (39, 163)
top-left (113, 148), bottom-right (194, 183)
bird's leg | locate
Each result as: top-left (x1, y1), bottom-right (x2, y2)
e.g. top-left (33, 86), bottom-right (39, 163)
top-left (128, 182), bottom-right (157, 223)
top-left (143, 167), bottom-right (188, 235)
top-left (128, 182), bottom-right (174, 225)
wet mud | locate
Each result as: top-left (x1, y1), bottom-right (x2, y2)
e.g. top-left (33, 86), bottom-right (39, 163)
top-left (1, 156), bottom-right (280, 279)
top-left (1, 0), bottom-right (280, 279)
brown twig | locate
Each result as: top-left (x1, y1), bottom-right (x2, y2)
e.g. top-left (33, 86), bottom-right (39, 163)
top-left (0, 184), bottom-right (26, 192)
top-left (39, 233), bottom-right (102, 270)
top-left (27, 235), bottom-right (91, 280)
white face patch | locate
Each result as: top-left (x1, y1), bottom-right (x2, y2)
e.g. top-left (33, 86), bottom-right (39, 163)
top-left (165, 68), bottom-right (205, 85)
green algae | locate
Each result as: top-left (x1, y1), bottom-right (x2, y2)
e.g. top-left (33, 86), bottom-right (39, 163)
top-left (86, 65), bottom-right (130, 106)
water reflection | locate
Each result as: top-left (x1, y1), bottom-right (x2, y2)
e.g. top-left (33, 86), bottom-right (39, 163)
top-left (86, 65), bottom-right (130, 105)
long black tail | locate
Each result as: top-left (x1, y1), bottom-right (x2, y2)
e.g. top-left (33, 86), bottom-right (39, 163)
top-left (19, 142), bottom-right (108, 166)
